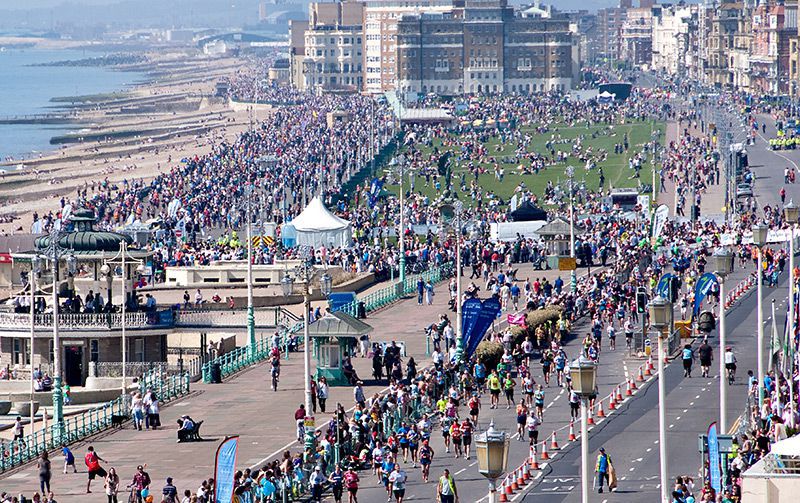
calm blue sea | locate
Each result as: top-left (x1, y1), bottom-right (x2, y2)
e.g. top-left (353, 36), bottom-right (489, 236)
top-left (0, 47), bottom-right (145, 162)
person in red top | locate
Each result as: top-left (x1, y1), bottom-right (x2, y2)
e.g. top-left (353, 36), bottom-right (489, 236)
top-left (294, 404), bottom-right (307, 442)
top-left (84, 445), bottom-right (107, 494)
top-left (344, 467), bottom-right (360, 503)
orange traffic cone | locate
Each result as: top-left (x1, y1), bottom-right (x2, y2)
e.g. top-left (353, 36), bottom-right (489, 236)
top-left (645, 358), bottom-right (653, 376)
top-left (523, 462), bottom-right (531, 481)
top-left (517, 465), bottom-right (526, 486)
top-left (499, 478), bottom-right (509, 502)
top-left (540, 440), bottom-right (550, 460)
top-left (529, 446), bottom-right (540, 470)
top-left (625, 378), bottom-right (633, 396)
top-left (608, 392), bottom-right (616, 410)
top-left (587, 403), bottom-right (595, 425)
top-left (615, 385), bottom-right (623, 402)
top-left (506, 474), bottom-right (515, 494)
top-left (568, 420), bottom-right (577, 441)
top-left (637, 366), bottom-right (645, 382)
top-left (511, 467), bottom-right (519, 491)
top-left (550, 431), bottom-right (560, 450)
top-left (631, 374), bottom-right (638, 390)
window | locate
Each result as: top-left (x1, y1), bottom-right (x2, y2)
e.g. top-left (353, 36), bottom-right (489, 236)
top-left (90, 339), bottom-right (99, 363)
top-left (13, 338), bottom-right (30, 366)
top-left (134, 338), bottom-right (145, 363)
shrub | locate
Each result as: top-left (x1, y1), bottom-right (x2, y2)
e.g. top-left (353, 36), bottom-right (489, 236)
top-left (475, 340), bottom-right (505, 369)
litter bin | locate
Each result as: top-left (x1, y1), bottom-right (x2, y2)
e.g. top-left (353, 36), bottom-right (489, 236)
top-left (210, 362), bottom-right (222, 384)
top-left (357, 301), bottom-right (367, 319)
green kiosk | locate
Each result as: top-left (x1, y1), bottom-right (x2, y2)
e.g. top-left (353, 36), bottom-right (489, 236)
top-left (309, 311), bottom-right (373, 386)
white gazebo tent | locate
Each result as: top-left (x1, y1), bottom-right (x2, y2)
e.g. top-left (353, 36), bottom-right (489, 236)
top-left (287, 197), bottom-right (352, 248)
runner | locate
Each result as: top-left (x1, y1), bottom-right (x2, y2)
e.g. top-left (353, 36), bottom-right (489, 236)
top-left (419, 440), bottom-right (435, 483)
top-left (328, 464), bottom-right (345, 503)
top-left (487, 370), bottom-right (501, 409)
top-left (467, 392), bottom-right (481, 424)
top-left (698, 339), bottom-right (713, 378)
top-left (344, 466), bottom-right (360, 503)
top-left (503, 373), bottom-right (516, 409)
top-left (534, 385), bottom-right (545, 421)
top-left (449, 420), bottom-right (463, 458)
top-left (526, 410), bottom-right (541, 447)
top-left (461, 418), bottom-right (473, 460)
top-left (682, 344), bottom-right (694, 378)
top-left (515, 400), bottom-right (529, 441)
top-left (388, 465), bottom-right (407, 503)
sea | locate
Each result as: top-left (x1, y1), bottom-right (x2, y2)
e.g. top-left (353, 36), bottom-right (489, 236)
top-left (0, 47), bottom-right (145, 163)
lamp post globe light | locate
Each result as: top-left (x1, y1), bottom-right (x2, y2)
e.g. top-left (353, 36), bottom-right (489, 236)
top-left (712, 248), bottom-right (734, 432)
top-left (752, 223), bottom-right (768, 408)
top-left (785, 201), bottom-right (799, 428)
top-left (648, 295), bottom-right (672, 503)
top-left (475, 420), bottom-right (510, 503)
top-left (281, 249), bottom-right (333, 451)
top-left (569, 356), bottom-right (597, 503)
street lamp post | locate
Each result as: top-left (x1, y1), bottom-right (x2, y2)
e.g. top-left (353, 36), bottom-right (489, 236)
top-left (246, 185), bottom-right (256, 353)
top-left (649, 295), bottom-right (673, 503)
top-left (29, 256), bottom-right (42, 433)
top-left (566, 166), bottom-right (577, 293)
top-left (475, 420), bottom-right (510, 503)
top-left (441, 200), bottom-right (465, 364)
top-left (712, 248), bottom-right (734, 432)
top-left (396, 154), bottom-right (408, 286)
top-left (569, 356), bottom-right (598, 503)
top-left (753, 223), bottom-right (769, 408)
top-left (281, 247), bottom-right (333, 451)
top-left (784, 201), bottom-right (799, 428)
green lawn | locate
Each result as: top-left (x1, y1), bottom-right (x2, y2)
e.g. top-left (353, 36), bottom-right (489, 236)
top-left (384, 120), bottom-right (663, 207)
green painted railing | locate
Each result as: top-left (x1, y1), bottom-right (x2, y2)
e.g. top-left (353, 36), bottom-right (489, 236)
top-left (0, 370), bottom-right (189, 473)
top-left (200, 317), bottom-right (304, 384)
top-left (336, 261), bottom-right (454, 317)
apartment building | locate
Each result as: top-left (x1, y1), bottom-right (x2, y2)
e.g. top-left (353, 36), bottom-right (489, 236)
top-left (620, 7), bottom-right (653, 67)
top-left (749, 0), bottom-right (795, 95)
top-left (595, 6), bottom-right (626, 63)
top-left (651, 5), bottom-right (696, 75)
top-left (290, 0), bottom-right (365, 92)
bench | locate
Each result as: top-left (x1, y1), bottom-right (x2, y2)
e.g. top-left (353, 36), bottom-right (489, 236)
top-left (178, 420), bottom-right (204, 442)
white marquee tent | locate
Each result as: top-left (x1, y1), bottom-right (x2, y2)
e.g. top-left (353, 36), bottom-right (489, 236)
top-left (285, 197), bottom-right (352, 248)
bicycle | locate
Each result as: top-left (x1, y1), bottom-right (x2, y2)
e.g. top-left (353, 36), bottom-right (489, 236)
top-left (726, 364), bottom-right (736, 385)
top-left (271, 368), bottom-right (280, 392)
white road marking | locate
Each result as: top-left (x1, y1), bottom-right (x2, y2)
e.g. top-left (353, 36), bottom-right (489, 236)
top-left (455, 468), bottom-right (467, 475)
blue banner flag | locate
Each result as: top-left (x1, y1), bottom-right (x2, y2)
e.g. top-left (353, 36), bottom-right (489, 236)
top-left (369, 178), bottom-right (384, 205)
top-left (465, 296), bottom-right (502, 358)
top-left (707, 423), bottom-right (721, 494)
top-left (656, 273), bottom-right (675, 299)
top-left (693, 273), bottom-right (719, 318)
top-left (461, 297), bottom-right (483, 349)
top-left (214, 436), bottom-right (240, 503)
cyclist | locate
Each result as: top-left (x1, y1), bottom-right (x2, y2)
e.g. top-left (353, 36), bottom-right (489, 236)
top-left (724, 346), bottom-right (737, 383)
top-left (269, 353), bottom-right (281, 391)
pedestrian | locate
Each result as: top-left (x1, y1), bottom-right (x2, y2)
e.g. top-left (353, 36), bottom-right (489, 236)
top-left (61, 444), bottom-right (76, 474)
top-left (130, 465), bottom-right (151, 503)
top-left (294, 404), bottom-right (306, 442)
top-left (682, 344), bottom-right (694, 378)
top-left (309, 466), bottom-right (325, 502)
top-left (104, 468), bottom-right (120, 503)
top-left (317, 376), bottom-right (329, 413)
top-left (595, 447), bottom-right (613, 493)
top-left (698, 339), bottom-right (713, 378)
top-left (37, 451), bottom-right (51, 495)
top-left (436, 468), bottom-right (458, 503)
top-left (162, 477), bottom-right (178, 503)
top-left (13, 416), bottom-right (24, 445)
top-left (84, 446), bottom-right (107, 494)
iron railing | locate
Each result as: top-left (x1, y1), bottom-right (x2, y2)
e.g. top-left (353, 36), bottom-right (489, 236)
top-left (0, 369), bottom-right (190, 472)
top-left (335, 261), bottom-right (454, 317)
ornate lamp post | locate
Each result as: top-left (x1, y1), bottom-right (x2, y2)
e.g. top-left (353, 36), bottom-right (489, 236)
top-left (103, 240), bottom-right (145, 396)
top-left (752, 222), bottom-right (769, 408)
top-left (475, 420), bottom-right (510, 503)
top-left (441, 200), bottom-right (464, 364)
top-left (712, 248), bottom-right (734, 432)
top-left (40, 227), bottom-right (77, 426)
top-left (649, 295), bottom-right (672, 503)
top-left (784, 200), bottom-right (799, 427)
top-left (29, 255), bottom-right (42, 432)
top-left (566, 166), bottom-right (577, 293)
top-left (280, 247), bottom-right (333, 451)
top-left (569, 356), bottom-right (597, 503)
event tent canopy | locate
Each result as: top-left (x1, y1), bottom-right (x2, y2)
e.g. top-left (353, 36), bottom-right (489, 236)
top-left (287, 197), bottom-right (352, 248)
top-left (509, 200), bottom-right (548, 222)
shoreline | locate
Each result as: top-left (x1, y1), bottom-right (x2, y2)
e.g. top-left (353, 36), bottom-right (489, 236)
top-left (0, 44), bottom-right (263, 235)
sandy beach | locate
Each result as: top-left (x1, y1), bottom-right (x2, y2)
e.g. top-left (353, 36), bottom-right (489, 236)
top-left (0, 45), bottom-right (269, 235)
